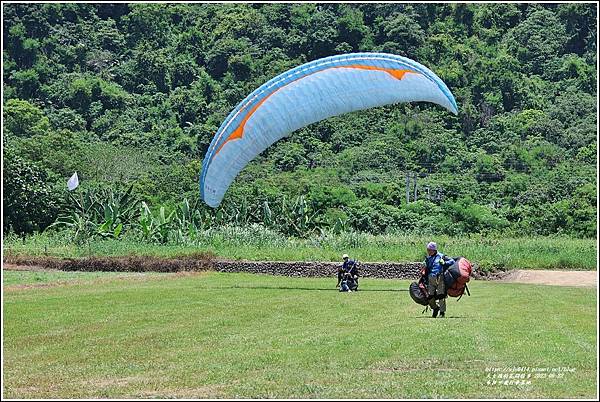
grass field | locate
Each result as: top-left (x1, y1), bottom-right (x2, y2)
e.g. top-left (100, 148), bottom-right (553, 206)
top-left (2, 269), bottom-right (167, 287)
top-left (3, 270), bottom-right (597, 398)
top-left (4, 230), bottom-right (597, 270)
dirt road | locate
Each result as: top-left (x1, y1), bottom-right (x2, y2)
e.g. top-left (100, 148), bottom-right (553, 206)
top-left (498, 269), bottom-right (597, 287)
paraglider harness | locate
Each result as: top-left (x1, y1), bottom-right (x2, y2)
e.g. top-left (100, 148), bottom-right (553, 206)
top-left (339, 260), bottom-right (359, 292)
top-left (409, 256), bottom-right (472, 313)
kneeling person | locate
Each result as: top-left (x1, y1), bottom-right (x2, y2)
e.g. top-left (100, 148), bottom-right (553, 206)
top-left (338, 254), bottom-right (359, 292)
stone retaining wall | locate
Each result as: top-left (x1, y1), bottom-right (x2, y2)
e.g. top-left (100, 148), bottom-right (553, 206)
top-left (3, 255), bottom-right (426, 279)
top-left (215, 260), bottom-right (424, 280)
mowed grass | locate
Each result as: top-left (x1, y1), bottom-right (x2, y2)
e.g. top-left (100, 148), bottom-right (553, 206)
top-left (3, 272), bottom-right (597, 398)
top-left (2, 269), bottom-right (166, 287)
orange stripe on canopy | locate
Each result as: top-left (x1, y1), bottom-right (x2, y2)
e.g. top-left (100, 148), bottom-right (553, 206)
top-left (212, 66), bottom-right (415, 157)
top-left (342, 65), bottom-right (411, 80)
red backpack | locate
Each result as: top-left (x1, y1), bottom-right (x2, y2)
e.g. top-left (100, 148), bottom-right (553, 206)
top-left (443, 257), bottom-right (472, 299)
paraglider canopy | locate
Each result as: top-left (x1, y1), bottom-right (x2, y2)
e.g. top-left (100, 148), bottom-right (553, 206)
top-left (200, 52), bottom-right (458, 208)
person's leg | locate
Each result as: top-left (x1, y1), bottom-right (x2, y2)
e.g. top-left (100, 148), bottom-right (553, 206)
top-left (427, 277), bottom-right (437, 310)
top-left (438, 296), bottom-right (446, 314)
top-left (437, 276), bottom-right (446, 315)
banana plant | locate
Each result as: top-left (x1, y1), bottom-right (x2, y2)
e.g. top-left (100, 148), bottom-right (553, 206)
top-left (92, 184), bottom-right (139, 239)
top-left (173, 198), bottom-right (203, 242)
top-left (157, 206), bottom-right (176, 243)
top-left (276, 195), bottom-right (322, 237)
top-left (51, 184), bottom-right (140, 240)
top-left (139, 202), bottom-right (155, 241)
top-left (139, 202), bottom-right (175, 244)
top-left (48, 211), bottom-right (97, 244)
top-left (332, 216), bottom-right (350, 234)
top-left (262, 200), bottom-right (273, 227)
top-left (96, 204), bottom-right (120, 239)
top-left (49, 188), bottom-right (100, 243)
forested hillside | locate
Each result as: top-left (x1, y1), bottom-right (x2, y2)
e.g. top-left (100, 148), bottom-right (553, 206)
top-left (3, 3), bottom-right (597, 238)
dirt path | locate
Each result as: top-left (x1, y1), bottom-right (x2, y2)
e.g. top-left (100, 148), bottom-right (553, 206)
top-left (497, 269), bottom-right (597, 287)
top-left (3, 264), bottom-right (597, 288)
top-left (3, 263), bottom-right (59, 272)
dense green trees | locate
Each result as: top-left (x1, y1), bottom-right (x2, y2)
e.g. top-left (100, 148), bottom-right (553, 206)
top-left (3, 144), bottom-right (62, 235)
top-left (2, 3), bottom-right (597, 238)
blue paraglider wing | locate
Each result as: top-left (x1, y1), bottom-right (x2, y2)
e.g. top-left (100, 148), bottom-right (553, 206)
top-left (200, 53), bottom-right (457, 207)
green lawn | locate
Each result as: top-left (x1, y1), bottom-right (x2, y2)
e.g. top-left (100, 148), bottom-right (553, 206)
top-left (3, 272), bottom-right (597, 398)
top-left (2, 269), bottom-right (166, 287)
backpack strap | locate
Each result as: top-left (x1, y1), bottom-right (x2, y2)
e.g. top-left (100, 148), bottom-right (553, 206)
top-left (456, 284), bottom-right (471, 301)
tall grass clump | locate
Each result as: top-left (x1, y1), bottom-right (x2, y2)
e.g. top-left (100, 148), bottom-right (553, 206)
top-left (3, 188), bottom-right (596, 270)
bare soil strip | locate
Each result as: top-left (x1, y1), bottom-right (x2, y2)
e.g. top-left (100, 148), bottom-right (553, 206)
top-left (497, 269), bottom-right (597, 287)
top-left (3, 259), bottom-right (596, 288)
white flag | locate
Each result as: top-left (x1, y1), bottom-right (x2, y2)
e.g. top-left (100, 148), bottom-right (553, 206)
top-left (67, 172), bottom-right (79, 191)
